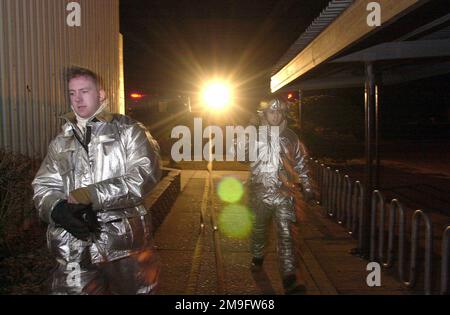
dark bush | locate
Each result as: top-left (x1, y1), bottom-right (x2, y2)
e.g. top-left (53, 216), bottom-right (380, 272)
top-left (0, 151), bottom-right (39, 249)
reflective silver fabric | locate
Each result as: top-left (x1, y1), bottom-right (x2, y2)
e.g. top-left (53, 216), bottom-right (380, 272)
top-left (32, 110), bottom-right (161, 294)
top-left (240, 119), bottom-right (313, 277)
top-left (50, 248), bottom-right (160, 295)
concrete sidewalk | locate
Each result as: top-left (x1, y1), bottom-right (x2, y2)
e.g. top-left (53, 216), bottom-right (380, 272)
top-left (291, 196), bottom-right (412, 294)
top-left (154, 170), bottom-right (414, 295)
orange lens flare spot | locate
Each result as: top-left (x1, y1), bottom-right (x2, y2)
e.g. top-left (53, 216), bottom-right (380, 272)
top-left (130, 93), bottom-right (143, 99)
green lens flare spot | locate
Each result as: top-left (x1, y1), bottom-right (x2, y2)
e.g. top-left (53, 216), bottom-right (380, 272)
top-left (217, 177), bottom-right (244, 203)
top-left (218, 204), bottom-right (254, 239)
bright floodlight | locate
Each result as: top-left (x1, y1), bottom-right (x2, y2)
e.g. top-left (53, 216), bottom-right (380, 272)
top-left (202, 82), bottom-right (232, 110)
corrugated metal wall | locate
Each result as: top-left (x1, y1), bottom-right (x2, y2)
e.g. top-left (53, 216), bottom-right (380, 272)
top-left (0, 0), bottom-right (122, 158)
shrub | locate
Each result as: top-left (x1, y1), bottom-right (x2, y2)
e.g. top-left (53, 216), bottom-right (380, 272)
top-left (0, 151), bottom-right (39, 254)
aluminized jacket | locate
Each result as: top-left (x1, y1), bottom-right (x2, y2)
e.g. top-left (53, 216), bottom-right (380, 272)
top-left (32, 110), bottom-right (161, 265)
top-left (237, 121), bottom-right (313, 215)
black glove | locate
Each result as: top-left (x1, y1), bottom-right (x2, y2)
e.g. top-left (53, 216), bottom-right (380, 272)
top-left (51, 201), bottom-right (100, 241)
top-left (82, 204), bottom-right (101, 238)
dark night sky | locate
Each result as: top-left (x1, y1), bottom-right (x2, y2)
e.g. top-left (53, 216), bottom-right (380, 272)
top-left (119, 0), bottom-right (450, 132)
top-left (120, 0), bottom-right (330, 99)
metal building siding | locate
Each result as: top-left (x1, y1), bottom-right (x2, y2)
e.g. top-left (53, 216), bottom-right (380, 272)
top-left (0, 0), bottom-right (122, 158)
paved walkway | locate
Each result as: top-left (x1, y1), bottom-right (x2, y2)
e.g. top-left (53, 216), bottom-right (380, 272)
top-left (154, 170), bottom-right (417, 295)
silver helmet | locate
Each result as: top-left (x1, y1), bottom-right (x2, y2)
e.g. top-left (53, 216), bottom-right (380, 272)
top-left (257, 98), bottom-right (287, 116)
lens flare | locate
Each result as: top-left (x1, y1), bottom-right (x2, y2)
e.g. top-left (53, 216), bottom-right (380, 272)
top-left (217, 177), bottom-right (244, 203)
top-left (202, 81), bottom-right (232, 110)
top-left (218, 204), bottom-right (254, 239)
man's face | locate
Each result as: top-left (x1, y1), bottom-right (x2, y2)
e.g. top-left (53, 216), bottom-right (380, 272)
top-left (69, 76), bottom-right (105, 118)
top-left (265, 109), bottom-right (283, 126)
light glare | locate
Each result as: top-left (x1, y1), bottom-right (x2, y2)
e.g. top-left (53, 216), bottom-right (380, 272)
top-left (202, 82), bottom-right (231, 110)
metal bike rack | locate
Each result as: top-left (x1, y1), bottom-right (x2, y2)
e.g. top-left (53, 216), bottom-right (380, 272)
top-left (325, 166), bottom-right (333, 216)
top-left (314, 160), bottom-right (321, 191)
top-left (352, 181), bottom-right (364, 251)
top-left (309, 158), bottom-right (440, 294)
top-left (441, 226), bottom-right (450, 295)
top-left (340, 174), bottom-right (352, 225)
top-left (330, 168), bottom-right (337, 217)
top-left (311, 159), bottom-right (364, 248)
top-left (316, 161), bottom-right (323, 193)
top-left (370, 190), bottom-right (385, 261)
top-left (402, 210), bottom-right (433, 295)
top-left (323, 166), bottom-right (329, 215)
top-left (311, 158), bottom-right (321, 189)
top-left (335, 170), bottom-right (344, 224)
top-left (329, 169), bottom-right (337, 217)
top-left (371, 196), bottom-right (433, 294)
top-left (379, 199), bottom-right (406, 268)
top-left (320, 164), bottom-right (327, 208)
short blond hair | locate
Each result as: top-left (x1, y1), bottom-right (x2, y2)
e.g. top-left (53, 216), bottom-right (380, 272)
top-left (66, 66), bottom-right (104, 89)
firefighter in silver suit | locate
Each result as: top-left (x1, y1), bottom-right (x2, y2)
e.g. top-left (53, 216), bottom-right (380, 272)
top-left (246, 98), bottom-right (316, 294)
top-left (32, 66), bottom-right (161, 294)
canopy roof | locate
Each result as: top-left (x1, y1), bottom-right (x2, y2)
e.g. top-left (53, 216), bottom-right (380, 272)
top-left (271, 0), bottom-right (450, 92)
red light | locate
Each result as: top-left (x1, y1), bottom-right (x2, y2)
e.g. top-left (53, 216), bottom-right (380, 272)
top-left (287, 93), bottom-right (293, 99)
top-left (130, 93), bottom-right (144, 99)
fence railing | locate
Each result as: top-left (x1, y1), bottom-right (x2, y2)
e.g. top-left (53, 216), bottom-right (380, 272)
top-left (308, 157), bottom-right (449, 295)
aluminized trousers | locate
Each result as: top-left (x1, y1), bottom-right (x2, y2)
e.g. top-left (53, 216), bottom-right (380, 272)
top-left (250, 189), bottom-right (297, 277)
top-left (50, 246), bottom-right (160, 295)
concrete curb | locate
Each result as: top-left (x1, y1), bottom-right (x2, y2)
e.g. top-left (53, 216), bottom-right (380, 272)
top-left (144, 168), bottom-right (181, 234)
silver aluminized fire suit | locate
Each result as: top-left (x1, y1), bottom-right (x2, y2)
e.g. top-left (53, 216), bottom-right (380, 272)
top-left (32, 109), bottom-right (161, 294)
top-left (244, 114), bottom-right (314, 278)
